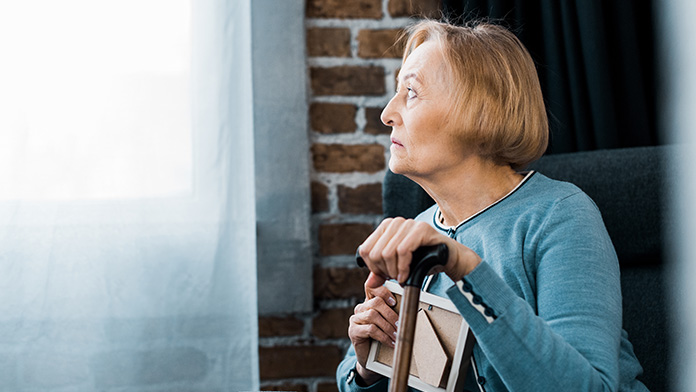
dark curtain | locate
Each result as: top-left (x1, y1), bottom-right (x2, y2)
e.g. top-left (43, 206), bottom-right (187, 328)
top-left (441, 0), bottom-right (659, 154)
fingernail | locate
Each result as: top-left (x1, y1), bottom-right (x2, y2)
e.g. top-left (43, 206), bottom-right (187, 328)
top-left (391, 340), bottom-right (396, 347)
top-left (397, 274), bottom-right (403, 283)
top-left (387, 297), bottom-right (396, 306)
top-left (395, 321), bottom-right (399, 328)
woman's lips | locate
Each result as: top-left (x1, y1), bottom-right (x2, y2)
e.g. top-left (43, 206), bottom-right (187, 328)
top-left (391, 137), bottom-right (404, 147)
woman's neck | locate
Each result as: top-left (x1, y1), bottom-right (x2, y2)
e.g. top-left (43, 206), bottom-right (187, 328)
top-left (413, 158), bottom-right (524, 227)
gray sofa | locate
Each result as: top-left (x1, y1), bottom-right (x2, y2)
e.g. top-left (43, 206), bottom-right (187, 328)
top-left (382, 146), bottom-right (670, 391)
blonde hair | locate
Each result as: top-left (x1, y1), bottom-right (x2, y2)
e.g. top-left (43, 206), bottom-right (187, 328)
top-left (402, 20), bottom-right (548, 169)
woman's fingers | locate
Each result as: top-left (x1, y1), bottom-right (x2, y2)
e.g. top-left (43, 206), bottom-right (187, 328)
top-left (364, 272), bottom-right (387, 292)
top-left (354, 311), bottom-right (396, 346)
top-left (354, 296), bottom-right (399, 327)
top-left (379, 219), bottom-right (417, 281)
top-left (359, 219), bottom-right (389, 260)
top-left (350, 297), bottom-right (398, 346)
top-left (395, 220), bottom-right (435, 283)
top-left (358, 221), bottom-right (389, 279)
top-left (359, 218), bottom-right (455, 284)
top-left (365, 280), bottom-right (396, 306)
top-left (367, 218), bottom-right (406, 280)
top-left (360, 218), bottom-right (413, 282)
top-left (350, 320), bottom-right (395, 348)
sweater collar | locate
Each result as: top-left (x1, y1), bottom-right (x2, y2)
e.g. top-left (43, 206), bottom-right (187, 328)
top-left (433, 171), bottom-right (536, 233)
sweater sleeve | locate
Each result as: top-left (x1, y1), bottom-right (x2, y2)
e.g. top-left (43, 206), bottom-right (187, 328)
top-left (336, 345), bottom-right (389, 392)
top-left (445, 193), bottom-right (625, 391)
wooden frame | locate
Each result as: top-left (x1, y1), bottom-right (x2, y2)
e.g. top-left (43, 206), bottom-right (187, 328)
top-left (365, 281), bottom-right (475, 392)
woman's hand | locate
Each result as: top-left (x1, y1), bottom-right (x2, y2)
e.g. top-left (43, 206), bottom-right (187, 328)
top-left (348, 276), bottom-right (399, 384)
top-left (349, 217), bottom-right (481, 383)
top-left (358, 217), bottom-right (482, 290)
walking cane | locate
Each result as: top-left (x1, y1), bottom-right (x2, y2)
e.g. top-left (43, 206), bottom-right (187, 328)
top-left (356, 244), bottom-right (449, 392)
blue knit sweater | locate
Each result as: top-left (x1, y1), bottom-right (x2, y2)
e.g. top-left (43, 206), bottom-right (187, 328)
top-left (337, 172), bottom-right (648, 392)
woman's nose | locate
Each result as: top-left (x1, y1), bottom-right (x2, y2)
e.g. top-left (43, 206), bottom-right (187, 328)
top-left (381, 95), bottom-right (401, 127)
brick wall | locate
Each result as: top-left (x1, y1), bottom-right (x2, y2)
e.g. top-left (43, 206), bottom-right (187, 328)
top-left (259, 1), bottom-right (440, 391)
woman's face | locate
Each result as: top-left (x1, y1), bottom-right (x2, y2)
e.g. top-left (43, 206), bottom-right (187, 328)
top-left (381, 41), bottom-right (467, 179)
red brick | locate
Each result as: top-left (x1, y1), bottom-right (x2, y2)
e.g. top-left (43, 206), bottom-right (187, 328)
top-left (388, 0), bottom-right (441, 18)
top-left (357, 29), bottom-right (405, 59)
top-left (259, 345), bottom-right (343, 379)
top-left (317, 382), bottom-right (340, 392)
top-left (311, 66), bottom-right (386, 96)
top-left (307, 0), bottom-right (382, 19)
top-left (259, 316), bottom-right (305, 337)
top-left (311, 143), bottom-right (385, 173)
top-left (307, 27), bottom-right (351, 57)
top-left (261, 383), bottom-right (309, 392)
top-left (314, 267), bottom-right (369, 300)
top-left (319, 223), bottom-right (374, 256)
top-left (338, 183), bottom-right (382, 215)
top-left (310, 103), bottom-right (357, 134)
top-left (312, 308), bottom-right (354, 339)
top-left (311, 182), bottom-right (330, 213)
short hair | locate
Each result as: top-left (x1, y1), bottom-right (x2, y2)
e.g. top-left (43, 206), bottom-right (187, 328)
top-left (401, 20), bottom-right (548, 169)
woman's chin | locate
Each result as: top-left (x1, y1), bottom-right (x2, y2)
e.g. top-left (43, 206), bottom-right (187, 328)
top-left (388, 157), bottom-right (409, 175)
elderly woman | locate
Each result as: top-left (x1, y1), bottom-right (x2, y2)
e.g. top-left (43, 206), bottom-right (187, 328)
top-left (337, 20), bottom-right (648, 392)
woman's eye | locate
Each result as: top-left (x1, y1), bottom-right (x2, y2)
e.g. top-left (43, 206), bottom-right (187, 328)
top-left (407, 88), bottom-right (417, 99)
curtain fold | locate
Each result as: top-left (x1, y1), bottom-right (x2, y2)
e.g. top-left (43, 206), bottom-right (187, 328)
top-left (0, 0), bottom-right (258, 390)
top-left (661, 0), bottom-right (696, 390)
top-left (441, 0), bottom-right (659, 154)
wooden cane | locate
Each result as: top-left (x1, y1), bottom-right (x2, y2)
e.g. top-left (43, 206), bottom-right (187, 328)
top-left (356, 244), bottom-right (449, 392)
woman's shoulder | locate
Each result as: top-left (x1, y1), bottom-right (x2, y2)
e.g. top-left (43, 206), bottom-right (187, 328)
top-left (513, 172), bottom-right (609, 233)
top-left (518, 172), bottom-right (596, 208)
top-left (524, 171), bottom-right (583, 198)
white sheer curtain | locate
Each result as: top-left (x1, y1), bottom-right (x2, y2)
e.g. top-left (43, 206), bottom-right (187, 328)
top-left (661, 1), bottom-right (696, 390)
top-left (0, 1), bottom-right (258, 390)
